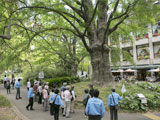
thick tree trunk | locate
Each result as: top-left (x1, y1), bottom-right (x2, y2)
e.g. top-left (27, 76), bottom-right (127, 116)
top-left (90, 48), bottom-right (113, 85)
top-left (71, 63), bottom-right (78, 76)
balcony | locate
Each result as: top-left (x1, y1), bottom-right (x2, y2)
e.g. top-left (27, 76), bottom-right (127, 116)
top-left (152, 34), bottom-right (160, 43)
top-left (136, 59), bottom-right (150, 65)
top-left (153, 58), bottom-right (160, 64)
top-left (121, 61), bottom-right (132, 66)
top-left (135, 38), bottom-right (149, 45)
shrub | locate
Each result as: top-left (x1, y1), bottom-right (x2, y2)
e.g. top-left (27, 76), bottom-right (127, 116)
top-left (119, 94), bottom-right (149, 112)
top-left (0, 95), bottom-right (11, 107)
top-left (45, 76), bottom-right (80, 88)
top-left (22, 65), bottom-right (71, 85)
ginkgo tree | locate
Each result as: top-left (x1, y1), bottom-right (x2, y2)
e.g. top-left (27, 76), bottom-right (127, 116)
top-left (14, 0), bottom-right (160, 85)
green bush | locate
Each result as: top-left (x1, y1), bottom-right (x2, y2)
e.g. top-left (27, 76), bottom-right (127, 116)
top-left (45, 76), bottom-right (80, 88)
top-left (0, 95), bottom-right (11, 107)
top-left (22, 65), bottom-right (70, 84)
top-left (119, 94), bottom-right (149, 112)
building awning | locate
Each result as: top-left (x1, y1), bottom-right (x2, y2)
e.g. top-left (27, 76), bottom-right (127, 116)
top-left (111, 65), bottom-right (160, 70)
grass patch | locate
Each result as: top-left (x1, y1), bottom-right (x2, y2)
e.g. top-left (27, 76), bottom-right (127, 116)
top-left (0, 95), bottom-right (11, 107)
top-left (73, 81), bottom-right (160, 112)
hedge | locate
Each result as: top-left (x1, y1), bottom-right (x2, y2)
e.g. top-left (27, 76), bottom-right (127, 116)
top-left (45, 76), bottom-right (80, 88)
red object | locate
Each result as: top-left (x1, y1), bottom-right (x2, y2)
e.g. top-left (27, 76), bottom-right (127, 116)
top-left (144, 34), bottom-right (148, 38)
top-left (153, 32), bottom-right (158, 36)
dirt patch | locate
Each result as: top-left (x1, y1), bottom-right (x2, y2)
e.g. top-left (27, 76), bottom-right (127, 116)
top-left (0, 107), bottom-right (23, 120)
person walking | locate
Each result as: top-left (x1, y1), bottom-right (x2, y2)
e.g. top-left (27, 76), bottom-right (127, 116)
top-left (15, 79), bottom-right (22, 100)
top-left (27, 79), bottom-right (31, 91)
top-left (70, 85), bottom-right (76, 113)
top-left (107, 88), bottom-right (122, 120)
top-left (63, 86), bottom-right (72, 118)
top-left (61, 87), bottom-right (66, 114)
top-left (11, 78), bottom-right (15, 89)
top-left (85, 89), bottom-right (105, 120)
top-left (33, 82), bottom-right (38, 102)
top-left (26, 85), bottom-right (35, 110)
top-left (89, 84), bottom-right (94, 98)
top-left (3, 75), bottom-right (8, 88)
top-left (43, 86), bottom-right (49, 111)
top-left (37, 83), bottom-right (43, 104)
top-left (49, 88), bottom-right (55, 115)
top-left (60, 82), bottom-right (67, 92)
top-left (83, 89), bottom-right (90, 118)
top-left (6, 80), bottom-right (11, 94)
top-left (50, 89), bottom-right (64, 120)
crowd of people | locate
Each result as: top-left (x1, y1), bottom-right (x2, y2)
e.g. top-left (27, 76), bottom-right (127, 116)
top-left (3, 75), bottom-right (123, 120)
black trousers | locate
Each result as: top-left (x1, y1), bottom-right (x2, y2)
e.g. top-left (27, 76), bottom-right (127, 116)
top-left (110, 106), bottom-right (118, 120)
top-left (4, 81), bottom-right (7, 88)
top-left (26, 97), bottom-right (34, 109)
top-left (88, 115), bottom-right (101, 120)
top-left (54, 105), bottom-right (60, 120)
top-left (16, 88), bottom-right (21, 99)
top-left (50, 103), bottom-right (54, 115)
top-left (38, 93), bottom-right (42, 104)
top-left (7, 88), bottom-right (11, 94)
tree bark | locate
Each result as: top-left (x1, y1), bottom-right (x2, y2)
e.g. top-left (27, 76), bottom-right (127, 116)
top-left (90, 46), bottom-right (112, 85)
top-left (71, 63), bottom-right (78, 76)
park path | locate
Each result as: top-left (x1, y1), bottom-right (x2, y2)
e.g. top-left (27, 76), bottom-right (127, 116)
top-left (0, 84), bottom-right (159, 120)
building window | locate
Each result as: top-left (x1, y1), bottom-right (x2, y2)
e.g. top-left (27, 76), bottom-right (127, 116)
top-left (153, 42), bottom-right (160, 58)
top-left (137, 45), bottom-right (150, 60)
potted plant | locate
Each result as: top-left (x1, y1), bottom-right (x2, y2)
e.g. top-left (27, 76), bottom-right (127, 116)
top-left (144, 34), bottom-right (149, 38)
top-left (153, 32), bottom-right (158, 37)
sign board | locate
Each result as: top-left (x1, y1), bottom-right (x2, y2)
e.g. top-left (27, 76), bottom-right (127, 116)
top-left (141, 98), bottom-right (147, 104)
top-left (39, 72), bottom-right (44, 79)
top-left (137, 94), bottom-right (145, 99)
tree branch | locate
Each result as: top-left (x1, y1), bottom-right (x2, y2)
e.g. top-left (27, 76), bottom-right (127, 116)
top-left (0, 17), bottom-right (11, 40)
top-left (83, 0), bottom-right (99, 36)
top-left (109, 14), bottom-right (129, 34)
top-left (17, 6), bottom-right (83, 37)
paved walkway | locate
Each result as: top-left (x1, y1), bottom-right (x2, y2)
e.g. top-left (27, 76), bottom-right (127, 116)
top-left (0, 84), bottom-right (160, 120)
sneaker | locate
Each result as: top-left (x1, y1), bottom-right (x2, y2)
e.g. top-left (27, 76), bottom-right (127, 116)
top-left (30, 108), bottom-right (35, 110)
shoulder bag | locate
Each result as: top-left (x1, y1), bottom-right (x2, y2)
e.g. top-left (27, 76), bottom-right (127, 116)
top-left (111, 94), bottom-right (119, 110)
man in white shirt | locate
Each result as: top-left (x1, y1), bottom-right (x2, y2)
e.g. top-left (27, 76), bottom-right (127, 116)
top-left (63, 86), bottom-right (72, 118)
top-left (27, 80), bottom-right (31, 91)
top-left (3, 75), bottom-right (8, 88)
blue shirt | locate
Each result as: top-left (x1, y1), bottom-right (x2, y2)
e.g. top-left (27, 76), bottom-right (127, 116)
top-left (27, 88), bottom-right (34, 98)
top-left (85, 97), bottom-right (105, 118)
top-left (15, 81), bottom-right (21, 88)
top-left (60, 86), bottom-right (65, 92)
top-left (49, 93), bottom-right (64, 106)
top-left (107, 92), bottom-right (122, 107)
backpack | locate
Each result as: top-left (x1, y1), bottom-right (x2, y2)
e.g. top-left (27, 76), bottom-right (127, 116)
top-left (83, 94), bottom-right (89, 105)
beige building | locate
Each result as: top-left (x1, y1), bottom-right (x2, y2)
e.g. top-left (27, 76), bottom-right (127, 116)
top-left (110, 22), bottom-right (160, 81)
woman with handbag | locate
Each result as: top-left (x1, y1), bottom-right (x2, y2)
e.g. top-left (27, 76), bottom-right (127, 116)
top-left (50, 88), bottom-right (64, 120)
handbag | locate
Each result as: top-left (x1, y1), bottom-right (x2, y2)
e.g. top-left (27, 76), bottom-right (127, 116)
top-left (111, 94), bottom-right (119, 110)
